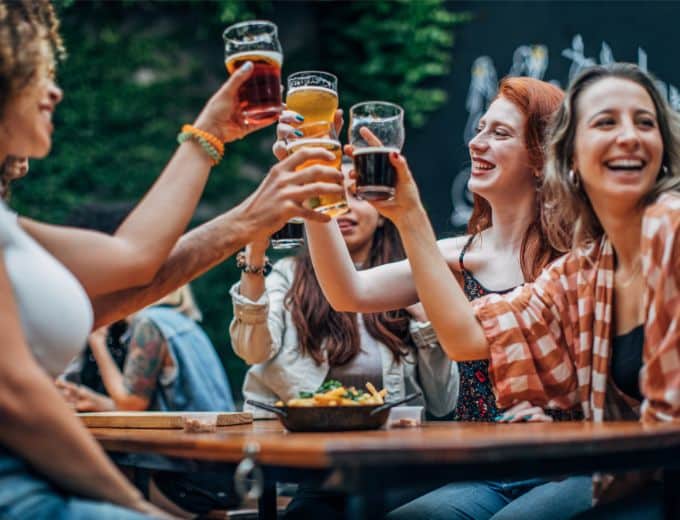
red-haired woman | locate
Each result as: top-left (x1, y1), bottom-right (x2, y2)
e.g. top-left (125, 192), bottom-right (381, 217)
top-left (304, 78), bottom-right (591, 519)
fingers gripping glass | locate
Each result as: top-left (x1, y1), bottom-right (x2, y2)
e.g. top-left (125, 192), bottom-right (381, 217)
top-left (349, 101), bottom-right (404, 201)
top-left (223, 20), bottom-right (283, 125)
top-left (286, 71), bottom-right (338, 138)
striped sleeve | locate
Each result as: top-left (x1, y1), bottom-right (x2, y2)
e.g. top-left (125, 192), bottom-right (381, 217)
top-left (640, 194), bottom-right (680, 423)
top-left (473, 257), bottom-right (581, 410)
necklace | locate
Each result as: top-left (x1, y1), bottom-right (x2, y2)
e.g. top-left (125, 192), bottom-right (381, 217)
top-left (616, 258), bottom-right (642, 289)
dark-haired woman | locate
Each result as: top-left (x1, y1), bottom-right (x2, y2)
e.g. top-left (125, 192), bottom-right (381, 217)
top-left (229, 168), bottom-right (458, 418)
top-left (229, 167), bottom-right (458, 519)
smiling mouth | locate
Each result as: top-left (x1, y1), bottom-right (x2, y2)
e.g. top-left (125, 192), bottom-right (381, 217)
top-left (604, 158), bottom-right (647, 172)
top-left (471, 159), bottom-right (496, 174)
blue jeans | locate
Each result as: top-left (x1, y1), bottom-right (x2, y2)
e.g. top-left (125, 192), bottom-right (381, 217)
top-left (0, 449), bottom-right (150, 520)
top-left (388, 477), bottom-right (593, 520)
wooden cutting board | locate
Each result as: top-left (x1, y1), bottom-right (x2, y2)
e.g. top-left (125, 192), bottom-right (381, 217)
top-left (78, 411), bottom-right (252, 429)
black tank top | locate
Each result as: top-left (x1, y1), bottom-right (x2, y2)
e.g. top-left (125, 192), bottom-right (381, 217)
top-left (610, 324), bottom-right (644, 402)
top-left (453, 235), bottom-right (582, 422)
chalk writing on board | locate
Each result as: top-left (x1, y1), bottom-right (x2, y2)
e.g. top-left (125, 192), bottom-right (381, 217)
top-left (450, 35), bottom-right (679, 227)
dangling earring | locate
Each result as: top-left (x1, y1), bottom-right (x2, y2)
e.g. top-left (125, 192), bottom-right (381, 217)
top-left (568, 169), bottom-right (580, 190)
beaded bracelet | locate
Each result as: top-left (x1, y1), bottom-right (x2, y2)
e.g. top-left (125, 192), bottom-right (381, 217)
top-left (177, 124), bottom-right (225, 166)
top-left (236, 251), bottom-right (273, 276)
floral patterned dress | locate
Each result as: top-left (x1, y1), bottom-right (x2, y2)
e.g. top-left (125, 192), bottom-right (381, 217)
top-left (453, 235), bottom-right (581, 422)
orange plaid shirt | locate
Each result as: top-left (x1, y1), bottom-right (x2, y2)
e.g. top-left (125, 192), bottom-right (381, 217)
top-left (473, 193), bottom-right (680, 424)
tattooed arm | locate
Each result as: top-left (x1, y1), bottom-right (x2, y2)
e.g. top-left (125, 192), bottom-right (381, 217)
top-left (89, 317), bottom-right (166, 411)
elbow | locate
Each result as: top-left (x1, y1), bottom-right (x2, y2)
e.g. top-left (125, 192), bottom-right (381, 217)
top-left (121, 256), bottom-right (161, 288)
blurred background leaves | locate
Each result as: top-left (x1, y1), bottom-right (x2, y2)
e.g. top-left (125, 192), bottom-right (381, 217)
top-left (14, 0), bottom-right (466, 402)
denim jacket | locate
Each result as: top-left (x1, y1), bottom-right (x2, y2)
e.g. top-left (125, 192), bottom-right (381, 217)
top-left (229, 257), bottom-right (458, 418)
top-left (142, 306), bottom-right (235, 412)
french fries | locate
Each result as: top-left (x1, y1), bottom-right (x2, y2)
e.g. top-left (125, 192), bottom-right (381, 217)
top-left (277, 381), bottom-right (386, 407)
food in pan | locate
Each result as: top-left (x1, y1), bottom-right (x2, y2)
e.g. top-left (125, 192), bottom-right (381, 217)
top-left (275, 379), bottom-right (387, 407)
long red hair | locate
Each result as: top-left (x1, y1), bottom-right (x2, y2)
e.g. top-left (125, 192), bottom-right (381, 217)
top-left (467, 77), bottom-right (564, 281)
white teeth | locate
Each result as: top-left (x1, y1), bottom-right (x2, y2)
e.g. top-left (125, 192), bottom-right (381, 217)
top-left (473, 161), bottom-right (495, 170)
top-left (607, 159), bottom-right (643, 169)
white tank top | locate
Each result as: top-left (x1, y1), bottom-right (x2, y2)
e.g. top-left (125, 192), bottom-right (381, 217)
top-left (0, 201), bottom-right (92, 376)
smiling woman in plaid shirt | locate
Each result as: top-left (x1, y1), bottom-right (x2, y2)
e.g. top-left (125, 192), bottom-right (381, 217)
top-left (377, 63), bottom-right (680, 517)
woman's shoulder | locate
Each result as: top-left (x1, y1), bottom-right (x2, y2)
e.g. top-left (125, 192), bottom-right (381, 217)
top-left (644, 192), bottom-right (680, 228)
top-left (437, 234), bottom-right (471, 269)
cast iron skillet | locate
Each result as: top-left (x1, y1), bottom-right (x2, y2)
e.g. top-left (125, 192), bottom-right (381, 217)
top-left (246, 392), bottom-right (422, 432)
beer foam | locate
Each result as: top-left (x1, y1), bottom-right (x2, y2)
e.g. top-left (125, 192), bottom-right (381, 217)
top-left (225, 50), bottom-right (283, 66)
top-left (352, 146), bottom-right (400, 155)
top-left (286, 85), bottom-right (337, 97)
top-left (287, 137), bottom-right (340, 150)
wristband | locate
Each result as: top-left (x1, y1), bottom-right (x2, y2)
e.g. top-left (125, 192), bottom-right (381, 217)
top-left (236, 251), bottom-right (273, 276)
top-left (177, 124), bottom-right (225, 166)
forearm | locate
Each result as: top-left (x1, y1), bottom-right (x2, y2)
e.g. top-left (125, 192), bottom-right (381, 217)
top-left (395, 208), bottom-right (489, 360)
top-left (1, 368), bottom-right (142, 508)
top-left (306, 220), bottom-right (418, 312)
top-left (113, 141), bottom-right (213, 278)
top-left (89, 336), bottom-right (128, 403)
top-left (92, 205), bottom-right (253, 328)
top-left (238, 243), bottom-right (268, 301)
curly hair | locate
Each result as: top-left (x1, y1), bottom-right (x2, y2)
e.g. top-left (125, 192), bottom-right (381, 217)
top-left (542, 63), bottom-right (680, 252)
top-left (0, 0), bottom-right (64, 116)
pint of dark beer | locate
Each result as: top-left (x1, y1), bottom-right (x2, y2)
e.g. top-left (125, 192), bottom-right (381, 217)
top-left (349, 102), bottom-right (404, 201)
top-left (271, 218), bottom-right (305, 249)
top-left (223, 21), bottom-right (283, 125)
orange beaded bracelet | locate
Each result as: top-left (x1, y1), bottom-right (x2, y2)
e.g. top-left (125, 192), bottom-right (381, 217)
top-left (177, 124), bottom-right (225, 166)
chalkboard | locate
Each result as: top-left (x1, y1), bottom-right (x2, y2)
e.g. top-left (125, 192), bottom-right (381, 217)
top-left (405, 0), bottom-right (680, 235)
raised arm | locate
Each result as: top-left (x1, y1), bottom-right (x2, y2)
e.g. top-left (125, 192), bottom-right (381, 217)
top-left (229, 254), bottom-right (294, 364)
top-left (305, 219), bottom-right (420, 312)
top-left (21, 63), bottom-right (270, 298)
top-left (376, 153), bottom-right (490, 361)
top-left (91, 147), bottom-right (344, 328)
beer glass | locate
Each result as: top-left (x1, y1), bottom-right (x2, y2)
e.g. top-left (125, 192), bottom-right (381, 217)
top-left (286, 71), bottom-right (338, 137)
top-left (223, 20), bottom-right (283, 125)
top-left (271, 218), bottom-right (305, 250)
top-left (285, 129), bottom-right (348, 218)
top-left (349, 101), bottom-right (404, 201)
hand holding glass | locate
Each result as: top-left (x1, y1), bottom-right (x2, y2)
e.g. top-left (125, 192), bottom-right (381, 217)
top-left (223, 20), bottom-right (283, 125)
top-left (349, 101), bottom-right (404, 201)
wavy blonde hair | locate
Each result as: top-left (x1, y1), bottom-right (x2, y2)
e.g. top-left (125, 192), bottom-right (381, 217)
top-left (542, 63), bottom-right (680, 252)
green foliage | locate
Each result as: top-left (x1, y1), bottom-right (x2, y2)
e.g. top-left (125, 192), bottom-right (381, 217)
top-left (320, 0), bottom-right (470, 127)
top-left (10, 0), bottom-right (465, 402)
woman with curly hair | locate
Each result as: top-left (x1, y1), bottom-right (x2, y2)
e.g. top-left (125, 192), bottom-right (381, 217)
top-left (0, 1), bottom-right (343, 518)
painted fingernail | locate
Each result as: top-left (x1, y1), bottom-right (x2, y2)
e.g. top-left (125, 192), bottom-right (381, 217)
top-left (294, 130), bottom-right (304, 137)
top-left (242, 61), bottom-right (253, 71)
top-left (522, 415), bottom-right (532, 422)
top-left (390, 152), bottom-right (398, 159)
top-left (295, 114), bottom-right (305, 121)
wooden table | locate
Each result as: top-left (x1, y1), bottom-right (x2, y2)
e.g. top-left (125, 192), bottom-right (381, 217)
top-left (90, 420), bottom-right (680, 519)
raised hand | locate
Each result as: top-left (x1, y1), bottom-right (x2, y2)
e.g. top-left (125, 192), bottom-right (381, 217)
top-left (237, 147), bottom-right (344, 242)
top-left (193, 61), bottom-right (277, 144)
top-left (272, 108), bottom-right (344, 160)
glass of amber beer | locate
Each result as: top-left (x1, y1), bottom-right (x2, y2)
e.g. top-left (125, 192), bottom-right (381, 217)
top-left (349, 101), bottom-right (404, 201)
top-left (223, 20), bottom-right (283, 125)
top-left (285, 130), bottom-right (348, 218)
top-left (286, 71), bottom-right (338, 137)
